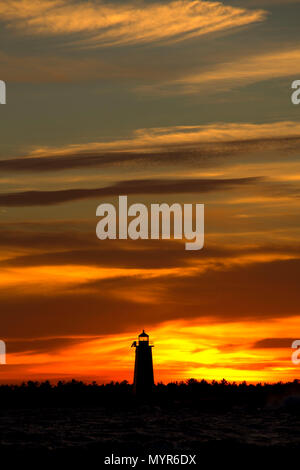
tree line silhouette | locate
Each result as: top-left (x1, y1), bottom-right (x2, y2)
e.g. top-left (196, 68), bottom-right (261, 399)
top-left (0, 378), bottom-right (300, 410)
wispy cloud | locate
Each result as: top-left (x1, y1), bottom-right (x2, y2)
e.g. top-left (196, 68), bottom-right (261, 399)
top-left (1, 121), bottom-right (300, 173)
top-left (0, 0), bottom-right (266, 47)
top-left (0, 177), bottom-right (260, 206)
top-left (145, 47), bottom-right (300, 94)
top-left (28, 121), bottom-right (300, 155)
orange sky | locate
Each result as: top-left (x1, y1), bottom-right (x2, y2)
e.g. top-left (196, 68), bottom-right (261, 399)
top-left (1, 0), bottom-right (300, 385)
top-left (1, 124), bottom-right (300, 383)
top-left (2, 317), bottom-right (300, 384)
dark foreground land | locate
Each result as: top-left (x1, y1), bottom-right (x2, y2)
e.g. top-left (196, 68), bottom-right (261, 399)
top-left (0, 379), bottom-right (300, 465)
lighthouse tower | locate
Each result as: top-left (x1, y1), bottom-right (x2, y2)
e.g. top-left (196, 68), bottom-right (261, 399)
top-left (131, 330), bottom-right (154, 396)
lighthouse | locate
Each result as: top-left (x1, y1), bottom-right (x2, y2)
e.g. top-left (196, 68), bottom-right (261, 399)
top-left (131, 330), bottom-right (154, 396)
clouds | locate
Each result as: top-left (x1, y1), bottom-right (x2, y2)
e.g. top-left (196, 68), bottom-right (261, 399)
top-left (1, 240), bottom-right (300, 272)
top-left (0, 0), bottom-right (266, 48)
top-left (4, 316), bottom-right (300, 384)
top-left (1, 1), bottom-right (300, 384)
top-left (30, 121), bottom-right (300, 156)
top-left (252, 338), bottom-right (295, 349)
top-left (0, 176), bottom-right (260, 206)
top-left (1, 253), bottom-right (300, 340)
top-left (146, 47), bottom-right (300, 94)
top-left (7, 336), bottom-right (88, 354)
top-left (1, 121), bottom-right (300, 174)
top-left (1, 202), bottom-right (300, 383)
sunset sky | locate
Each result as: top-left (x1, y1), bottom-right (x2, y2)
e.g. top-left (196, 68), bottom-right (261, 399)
top-left (1, 0), bottom-right (300, 384)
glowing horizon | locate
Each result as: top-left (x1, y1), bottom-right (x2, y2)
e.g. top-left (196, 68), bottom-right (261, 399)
top-left (1, 0), bottom-right (300, 386)
top-left (2, 317), bottom-right (300, 385)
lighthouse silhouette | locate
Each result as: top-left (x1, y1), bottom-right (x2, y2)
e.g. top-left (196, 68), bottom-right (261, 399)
top-left (131, 330), bottom-right (154, 396)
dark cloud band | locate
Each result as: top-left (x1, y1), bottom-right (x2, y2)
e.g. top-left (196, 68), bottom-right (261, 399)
top-left (0, 177), bottom-right (261, 206)
top-left (0, 136), bottom-right (299, 173)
